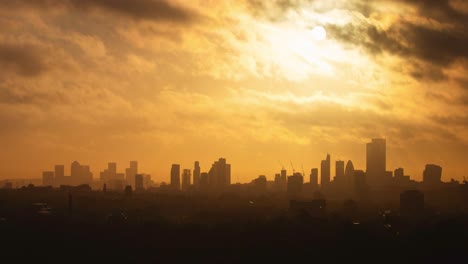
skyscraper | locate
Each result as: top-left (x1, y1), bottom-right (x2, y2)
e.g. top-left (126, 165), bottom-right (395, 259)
top-left (423, 164), bottom-right (442, 184)
top-left (287, 172), bottom-right (304, 196)
top-left (135, 174), bottom-right (144, 191)
top-left (366, 138), bottom-right (387, 186)
top-left (54, 165), bottom-right (64, 186)
top-left (310, 168), bottom-right (318, 188)
top-left (182, 169), bottom-right (191, 191)
top-left (345, 160), bottom-right (354, 178)
top-left (71, 161), bottom-right (82, 180)
top-left (281, 169), bottom-right (287, 188)
top-left (42, 171), bottom-right (54, 186)
top-left (108, 162), bottom-right (117, 179)
top-left (320, 154), bottom-right (330, 186)
top-left (193, 161), bottom-right (200, 187)
top-left (126, 161), bottom-right (138, 187)
top-left (170, 164), bottom-right (181, 190)
top-left (208, 158), bottom-right (231, 190)
top-left (335, 160), bottom-right (345, 180)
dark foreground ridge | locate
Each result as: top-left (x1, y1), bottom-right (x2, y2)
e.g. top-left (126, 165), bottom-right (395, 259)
top-left (1, 187), bottom-right (467, 263)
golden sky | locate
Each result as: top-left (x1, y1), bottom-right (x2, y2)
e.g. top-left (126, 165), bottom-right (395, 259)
top-left (0, 0), bottom-right (467, 183)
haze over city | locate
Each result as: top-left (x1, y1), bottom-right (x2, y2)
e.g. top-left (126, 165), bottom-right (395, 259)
top-left (1, 0), bottom-right (467, 182)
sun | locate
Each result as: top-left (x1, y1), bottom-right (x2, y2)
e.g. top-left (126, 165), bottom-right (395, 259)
top-left (311, 26), bottom-right (327, 41)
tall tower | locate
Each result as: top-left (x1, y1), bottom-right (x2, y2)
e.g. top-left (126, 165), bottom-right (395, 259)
top-left (310, 168), bottom-right (318, 188)
top-left (193, 161), bottom-right (201, 187)
top-left (170, 164), bottom-right (181, 190)
top-left (135, 174), bottom-right (144, 191)
top-left (208, 158), bottom-right (231, 190)
top-left (182, 169), bottom-right (191, 191)
top-left (54, 165), bottom-right (64, 186)
top-left (126, 161), bottom-right (138, 187)
top-left (320, 154), bottom-right (330, 186)
top-left (366, 138), bottom-right (386, 186)
top-left (335, 160), bottom-right (345, 180)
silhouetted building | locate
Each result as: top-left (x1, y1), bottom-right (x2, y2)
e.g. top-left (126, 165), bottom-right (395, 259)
top-left (125, 161), bottom-right (138, 187)
top-left (366, 138), bottom-right (387, 186)
top-left (170, 164), bottom-right (181, 190)
top-left (423, 164), bottom-right (442, 185)
top-left (208, 158), bottom-right (231, 190)
top-left (42, 171), bottom-right (54, 186)
top-left (182, 169), bottom-right (191, 191)
top-left (105, 162), bottom-right (117, 180)
top-left (253, 175), bottom-right (267, 193)
top-left (200, 172), bottom-right (209, 189)
top-left (193, 161), bottom-right (200, 188)
top-left (354, 170), bottom-right (369, 201)
top-left (335, 160), bottom-right (344, 180)
top-left (54, 165), bottom-right (64, 185)
top-left (320, 154), bottom-right (330, 186)
top-left (345, 160), bottom-right (354, 178)
top-left (281, 169), bottom-right (287, 185)
top-left (70, 161), bottom-right (92, 186)
top-left (400, 190), bottom-right (424, 218)
top-left (394, 168), bottom-right (404, 179)
top-left (310, 168), bottom-right (318, 189)
top-left (135, 174), bottom-right (144, 191)
top-left (288, 172), bottom-right (303, 196)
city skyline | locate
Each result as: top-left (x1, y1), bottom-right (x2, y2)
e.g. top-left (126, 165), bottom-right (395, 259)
top-left (35, 138), bottom-right (457, 189)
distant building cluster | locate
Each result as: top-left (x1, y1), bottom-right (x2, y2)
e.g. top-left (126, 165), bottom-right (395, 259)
top-left (40, 161), bottom-right (153, 191)
top-left (34, 138), bottom-right (458, 199)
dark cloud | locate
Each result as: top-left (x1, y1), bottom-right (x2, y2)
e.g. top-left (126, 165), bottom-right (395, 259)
top-left (328, 16), bottom-right (468, 81)
top-left (0, 0), bottom-right (197, 23)
top-left (246, 0), bottom-right (316, 21)
top-left (0, 43), bottom-right (46, 77)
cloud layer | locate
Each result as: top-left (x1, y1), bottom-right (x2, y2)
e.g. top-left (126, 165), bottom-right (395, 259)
top-left (0, 0), bottom-right (466, 182)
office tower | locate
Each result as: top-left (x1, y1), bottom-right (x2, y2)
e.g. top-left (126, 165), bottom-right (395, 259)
top-left (310, 168), bottom-right (318, 188)
top-left (320, 154), bottom-right (330, 186)
top-left (200, 172), bottom-right (209, 189)
top-left (226, 164), bottom-right (231, 185)
top-left (81, 165), bottom-right (93, 184)
top-left (170, 164), bottom-right (181, 190)
top-left (126, 161), bottom-right (138, 187)
top-left (70, 161), bottom-right (92, 185)
top-left (335, 160), bottom-right (345, 180)
top-left (366, 138), bottom-right (387, 185)
top-left (345, 161), bottom-right (354, 178)
top-left (193, 161), bottom-right (201, 187)
top-left (42, 171), bottom-right (54, 186)
top-left (182, 169), bottom-right (191, 191)
top-left (274, 173), bottom-right (281, 190)
top-left (55, 165), bottom-right (65, 186)
top-left (208, 158), bottom-right (231, 190)
top-left (108, 162), bottom-right (117, 178)
top-left (71, 161), bottom-right (82, 179)
top-left (423, 164), bottom-right (442, 184)
top-left (394, 168), bottom-right (404, 179)
top-left (281, 169), bottom-right (287, 187)
top-left (135, 174), bottom-right (144, 191)
top-left (287, 172), bottom-right (304, 196)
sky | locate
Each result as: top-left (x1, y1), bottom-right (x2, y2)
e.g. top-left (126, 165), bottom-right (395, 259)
top-left (0, 0), bottom-right (467, 183)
